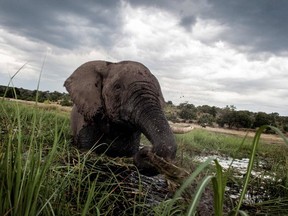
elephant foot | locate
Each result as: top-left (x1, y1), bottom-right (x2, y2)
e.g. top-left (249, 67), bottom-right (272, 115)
top-left (133, 147), bottom-right (159, 176)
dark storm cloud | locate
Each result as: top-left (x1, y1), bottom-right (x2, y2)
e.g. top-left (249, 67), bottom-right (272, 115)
top-left (2, 0), bottom-right (287, 54)
top-left (128, 0), bottom-right (288, 54)
top-left (0, 0), bottom-right (122, 50)
top-left (179, 15), bottom-right (197, 30)
top-left (201, 0), bottom-right (288, 54)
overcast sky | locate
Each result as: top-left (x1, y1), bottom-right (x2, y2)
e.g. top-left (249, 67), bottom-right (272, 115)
top-left (0, 0), bottom-right (287, 115)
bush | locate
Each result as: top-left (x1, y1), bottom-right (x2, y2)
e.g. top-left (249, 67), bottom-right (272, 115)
top-left (178, 103), bottom-right (197, 120)
top-left (198, 113), bottom-right (214, 127)
top-left (60, 99), bottom-right (73, 106)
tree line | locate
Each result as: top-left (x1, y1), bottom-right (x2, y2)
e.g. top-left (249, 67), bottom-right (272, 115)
top-left (0, 85), bottom-right (72, 106)
top-left (165, 102), bottom-right (288, 133)
top-left (1, 85), bottom-right (287, 133)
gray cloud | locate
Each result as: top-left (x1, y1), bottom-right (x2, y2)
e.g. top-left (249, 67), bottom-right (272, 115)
top-left (128, 0), bottom-right (288, 54)
top-left (179, 15), bottom-right (197, 30)
top-left (0, 0), bottom-right (287, 115)
top-left (202, 0), bottom-right (288, 54)
top-left (2, 0), bottom-right (287, 54)
top-left (0, 0), bottom-right (122, 50)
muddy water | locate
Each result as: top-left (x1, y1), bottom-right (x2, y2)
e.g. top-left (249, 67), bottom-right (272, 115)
top-left (193, 154), bottom-right (274, 204)
top-left (193, 155), bottom-right (268, 176)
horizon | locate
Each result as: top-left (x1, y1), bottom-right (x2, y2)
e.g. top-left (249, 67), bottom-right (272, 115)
top-left (1, 83), bottom-right (286, 117)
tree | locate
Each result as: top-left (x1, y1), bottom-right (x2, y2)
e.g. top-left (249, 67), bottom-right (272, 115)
top-left (166, 101), bottom-right (173, 105)
top-left (197, 105), bottom-right (218, 117)
top-left (216, 106), bottom-right (234, 128)
top-left (178, 102), bottom-right (197, 120)
top-left (198, 113), bottom-right (214, 127)
top-left (282, 117), bottom-right (288, 132)
top-left (1, 86), bottom-right (20, 98)
top-left (253, 112), bottom-right (274, 128)
top-left (60, 98), bottom-right (73, 106)
top-left (233, 111), bottom-right (254, 128)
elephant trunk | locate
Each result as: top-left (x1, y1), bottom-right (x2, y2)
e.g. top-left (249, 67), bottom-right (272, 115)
top-left (136, 106), bottom-right (177, 160)
top-left (132, 103), bottom-right (177, 176)
top-left (123, 82), bottom-right (177, 175)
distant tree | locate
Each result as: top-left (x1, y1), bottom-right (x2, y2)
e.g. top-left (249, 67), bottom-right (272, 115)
top-left (0, 86), bottom-right (6, 96)
top-left (50, 91), bottom-right (63, 101)
top-left (269, 112), bottom-right (279, 126)
top-left (60, 98), bottom-right (73, 106)
top-left (178, 102), bottom-right (197, 120)
top-left (283, 117), bottom-right (288, 132)
top-left (1, 86), bottom-right (20, 98)
top-left (197, 105), bottom-right (211, 113)
top-left (197, 105), bottom-right (218, 118)
top-left (253, 112), bottom-right (275, 128)
top-left (37, 91), bottom-right (50, 102)
top-left (20, 89), bottom-right (34, 101)
top-left (216, 106), bottom-right (234, 128)
top-left (166, 101), bottom-right (173, 105)
top-left (198, 113), bottom-right (214, 127)
top-left (210, 106), bottom-right (218, 118)
top-left (233, 111), bottom-right (254, 128)
top-left (228, 105), bottom-right (237, 111)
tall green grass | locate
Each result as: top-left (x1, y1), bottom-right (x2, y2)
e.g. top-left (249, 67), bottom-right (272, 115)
top-left (0, 100), bottom-right (67, 215)
top-left (0, 100), bottom-right (170, 215)
top-left (1, 98), bottom-right (288, 215)
top-left (158, 125), bottom-right (287, 215)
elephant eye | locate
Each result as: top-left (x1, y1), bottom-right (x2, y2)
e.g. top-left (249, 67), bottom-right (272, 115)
top-left (114, 83), bottom-right (121, 90)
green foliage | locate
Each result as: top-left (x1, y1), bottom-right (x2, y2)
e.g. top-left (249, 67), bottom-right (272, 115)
top-left (212, 160), bottom-right (227, 216)
top-left (233, 125), bottom-right (288, 215)
top-left (176, 129), bottom-right (253, 158)
top-left (60, 98), bottom-right (73, 106)
top-left (217, 110), bottom-right (254, 129)
top-left (0, 85), bottom-right (71, 105)
top-left (198, 113), bottom-right (214, 127)
top-left (164, 158), bottom-right (213, 215)
top-left (197, 105), bottom-right (218, 117)
top-left (164, 102), bottom-right (178, 122)
top-left (178, 126), bottom-right (288, 216)
top-left (178, 102), bottom-right (197, 120)
top-left (253, 112), bottom-right (276, 128)
top-left (0, 100), bottom-right (69, 216)
top-left (1, 100), bottom-right (288, 215)
top-left (1, 101), bottom-right (156, 215)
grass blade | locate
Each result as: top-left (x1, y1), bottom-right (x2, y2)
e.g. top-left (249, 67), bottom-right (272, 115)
top-left (212, 159), bottom-right (227, 216)
top-left (186, 175), bottom-right (213, 215)
top-left (234, 125), bottom-right (288, 215)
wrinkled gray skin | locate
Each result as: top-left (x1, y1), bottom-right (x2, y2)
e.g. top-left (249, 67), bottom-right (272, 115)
top-left (64, 60), bottom-right (177, 176)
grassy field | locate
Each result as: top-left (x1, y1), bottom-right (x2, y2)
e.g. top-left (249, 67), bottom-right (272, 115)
top-left (1, 99), bottom-right (288, 215)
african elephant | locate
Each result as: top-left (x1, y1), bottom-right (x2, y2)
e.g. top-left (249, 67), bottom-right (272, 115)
top-left (64, 60), bottom-right (177, 175)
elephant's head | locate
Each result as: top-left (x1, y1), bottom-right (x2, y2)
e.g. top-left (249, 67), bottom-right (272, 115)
top-left (64, 60), bottom-right (177, 173)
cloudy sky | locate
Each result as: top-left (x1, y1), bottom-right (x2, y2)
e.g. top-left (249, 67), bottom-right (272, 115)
top-left (0, 0), bottom-right (287, 115)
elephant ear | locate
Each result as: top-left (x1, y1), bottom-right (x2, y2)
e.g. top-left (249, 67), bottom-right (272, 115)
top-left (64, 61), bottom-right (108, 120)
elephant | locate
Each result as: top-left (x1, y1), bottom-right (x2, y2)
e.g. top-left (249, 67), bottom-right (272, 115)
top-left (64, 60), bottom-right (177, 175)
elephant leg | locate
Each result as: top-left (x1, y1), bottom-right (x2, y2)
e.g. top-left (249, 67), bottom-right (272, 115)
top-left (77, 123), bottom-right (141, 158)
top-left (105, 130), bottom-right (141, 157)
top-left (76, 125), bottom-right (103, 150)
